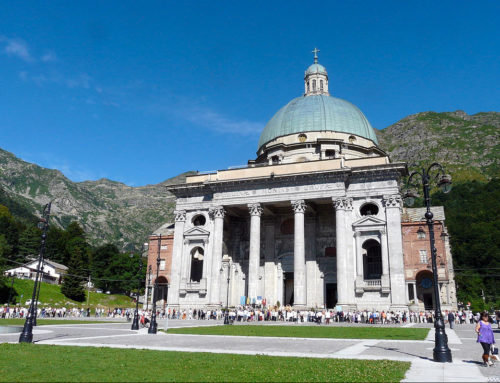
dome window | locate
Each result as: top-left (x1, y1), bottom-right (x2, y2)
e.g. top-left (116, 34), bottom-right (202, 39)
top-left (192, 214), bottom-right (206, 227)
top-left (312, 79), bottom-right (316, 91)
top-left (298, 133), bottom-right (307, 143)
top-left (320, 80), bottom-right (324, 91)
top-left (349, 135), bottom-right (356, 143)
top-left (360, 203), bottom-right (379, 216)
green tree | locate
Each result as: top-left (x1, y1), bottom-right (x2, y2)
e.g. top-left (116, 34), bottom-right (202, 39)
top-left (0, 205), bottom-right (21, 262)
top-left (61, 254), bottom-right (86, 302)
top-left (45, 227), bottom-right (68, 264)
top-left (18, 225), bottom-right (42, 258)
top-left (90, 244), bottom-right (120, 290)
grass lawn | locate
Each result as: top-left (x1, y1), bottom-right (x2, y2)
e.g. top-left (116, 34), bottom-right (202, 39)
top-left (0, 344), bottom-right (410, 382)
top-left (166, 325), bottom-right (429, 340)
top-left (0, 318), bottom-right (120, 326)
top-left (4, 279), bottom-right (135, 309)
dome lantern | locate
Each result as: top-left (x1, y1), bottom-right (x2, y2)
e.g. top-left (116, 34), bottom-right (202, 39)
top-left (304, 48), bottom-right (329, 96)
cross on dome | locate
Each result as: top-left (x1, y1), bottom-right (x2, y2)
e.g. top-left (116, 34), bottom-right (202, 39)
top-left (312, 47), bottom-right (320, 64)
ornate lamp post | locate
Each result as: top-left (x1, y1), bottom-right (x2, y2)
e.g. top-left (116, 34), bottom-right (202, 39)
top-left (131, 249), bottom-right (144, 330)
top-left (19, 202), bottom-right (51, 343)
top-left (145, 265), bottom-right (152, 311)
top-left (403, 163), bottom-right (452, 363)
top-left (148, 234), bottom-right (161, 334)
top-left (223, 265), bottom-right (231, 325)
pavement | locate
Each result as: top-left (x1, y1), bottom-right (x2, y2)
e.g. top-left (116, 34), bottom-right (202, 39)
top-left (1, 319), bottom-right (499, 382)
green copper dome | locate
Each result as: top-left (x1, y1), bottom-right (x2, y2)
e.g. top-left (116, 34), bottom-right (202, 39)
top-left (305, 63), bottom-right (327, 75)
top-left (258, 94), bottom-right (378, 149)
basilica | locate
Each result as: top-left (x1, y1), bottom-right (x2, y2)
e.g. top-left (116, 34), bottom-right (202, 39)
top-left (151, 52), bottom-right (457, 312)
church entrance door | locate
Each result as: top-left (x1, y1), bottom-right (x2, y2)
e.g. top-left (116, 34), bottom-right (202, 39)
top-left (284, 272), bottom-right (294, 306)
top-left (325, 283), bottom-right (337, 308)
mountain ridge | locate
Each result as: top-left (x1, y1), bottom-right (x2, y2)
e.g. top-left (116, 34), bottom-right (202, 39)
top-left (1, 110), bottom-right (498, 250)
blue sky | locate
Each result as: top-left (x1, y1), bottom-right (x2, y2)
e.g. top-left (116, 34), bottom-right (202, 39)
top-left (1, 1), bottom-right (498, 186)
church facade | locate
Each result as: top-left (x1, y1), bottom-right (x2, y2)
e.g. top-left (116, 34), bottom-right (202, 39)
top-left (162, 53), bottom-right (457, 311)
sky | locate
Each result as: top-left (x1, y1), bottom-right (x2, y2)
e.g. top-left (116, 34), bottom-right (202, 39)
top-left (1, 1), bottom-right (499, 186)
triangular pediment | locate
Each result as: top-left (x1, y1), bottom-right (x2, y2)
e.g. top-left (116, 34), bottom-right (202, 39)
top-left (184, 227), bottom-right (210, 236)
top-left (352, 216), bottom-right (386, 228)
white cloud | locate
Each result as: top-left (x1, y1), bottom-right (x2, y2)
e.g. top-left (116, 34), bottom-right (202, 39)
top-left (18, 70), bottom-right (93, 90)
top-left (151, 98), bottom-right (263, 136)
top-left (187, 108), bottom-right (262, 135)
top-left (41, 51), bottom-right (57, 62)
top-left (1, 37), bottom-right (32, 62)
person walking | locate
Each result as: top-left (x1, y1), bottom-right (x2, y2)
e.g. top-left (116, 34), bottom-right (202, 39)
top-left (476, 312), bottom-right (495, 367)
top-left (448, 311), bottom-right (455, 329)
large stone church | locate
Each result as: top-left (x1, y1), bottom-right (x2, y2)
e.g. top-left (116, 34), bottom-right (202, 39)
top-left (151, 52), bottom-right (457, 311)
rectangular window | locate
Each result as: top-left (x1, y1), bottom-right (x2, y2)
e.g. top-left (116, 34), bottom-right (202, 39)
top-left (419, 250), bottom-right (427, 263)
top-left (417, 231), bottom-right (426, 239)
top-left (159, 259), bottom-right (166, 271)
top-left (161, 245), bottom-right (168, 250)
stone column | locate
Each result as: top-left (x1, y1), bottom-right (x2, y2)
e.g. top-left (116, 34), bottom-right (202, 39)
top-left (264, 221), bottom-right (276, 306)
top-left (166, 210), bottom-right (186, 307)
top-left (248, 203), bottom-right (262, 302)
top-left (412, 282), bottom-right (418, 303)
top-left (305, 216), bottom-right (317, 308)
top-left (292, 200), bottom-right (307, 308)
top-left (355, 232), bottom-right (363, 277)
top-left (383, 194), bottom-right (406, 308)
top-left (380, 228), bottom-right (390, 293)
top-left (333, 197), bottom-right (352, 306)
top-left (209, 206), bottom-right (225, 306)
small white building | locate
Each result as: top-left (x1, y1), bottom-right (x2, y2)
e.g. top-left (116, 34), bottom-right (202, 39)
top-left (4, 259), bottom-right (68, 285)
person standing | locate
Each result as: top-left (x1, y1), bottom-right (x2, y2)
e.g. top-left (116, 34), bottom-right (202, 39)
top-left (476, 312), bottom-right (495, 367)
top-left (448, 311), bottom-right (455, 329)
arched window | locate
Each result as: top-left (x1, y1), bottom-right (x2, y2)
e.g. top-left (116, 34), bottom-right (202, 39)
top-left (320, 80), bottom-right (324, 91)
top-left (312, 80), bottom-right (316, 91)
top-left (190, 247), bottom-right (204, 282)
top-left (349, 135), bottom-right (356, 143)
top-left (363, 239), bottom-right (382, 280)
top-left (307, 81), bottom-right (310, 92)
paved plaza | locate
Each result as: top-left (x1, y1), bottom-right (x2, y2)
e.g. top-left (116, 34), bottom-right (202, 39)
top-left (1, 320), bottom-right (498, 382)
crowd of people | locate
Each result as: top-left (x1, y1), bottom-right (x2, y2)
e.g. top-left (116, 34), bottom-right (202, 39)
top-left (2, 304), bottom-right (499, 329)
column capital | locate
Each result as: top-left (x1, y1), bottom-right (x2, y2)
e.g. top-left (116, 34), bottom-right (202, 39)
top-left (248, 203), bottom-right (263, 216)
top-left (174, 210), bottom-right (187, 222)
top-left (291, 200), bottom-right (307, 214)
top-left (383, 194), bottom-right (402, 209)
top-left (209, 206), bottom-right (225, 220)
top-left (333, 197), bottom-right (353, 211)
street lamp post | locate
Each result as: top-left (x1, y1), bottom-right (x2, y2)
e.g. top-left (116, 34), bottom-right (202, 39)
top-left (19, 202), bottom-right (51, 343)
top-left (33, 265), bottom-right (44, 326)
top-left (131, 249), bottom-right (144, 331)
top-left (145, 265), bottom-right (152, 311)
top-left (403, 163), bottom-right (452, 363)
top-left (148, 234), bottom-right (161, 334)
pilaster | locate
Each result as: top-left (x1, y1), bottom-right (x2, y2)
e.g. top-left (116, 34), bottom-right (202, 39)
top-left (209, 206), bottom-right (225, 306)
top-left (383, 194), bottom-right (407, 307)
top-left (166, 210), bottom-right (186, 307)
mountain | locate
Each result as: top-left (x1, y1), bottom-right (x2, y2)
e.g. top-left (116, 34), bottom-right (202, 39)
top-left (0, 147), bottom-right (194, 251)
top-left (376, 111), bottom-right (500, 181)
top-left (0, 110), bottom-right (498, 250)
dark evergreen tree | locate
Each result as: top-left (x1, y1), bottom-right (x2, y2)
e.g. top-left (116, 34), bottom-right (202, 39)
top-left (61, 252), bottom-right (86, 302)
top-left (18, 225), bottom-right (42, 258)
top-left (0, 205), bottom-right (21, 262)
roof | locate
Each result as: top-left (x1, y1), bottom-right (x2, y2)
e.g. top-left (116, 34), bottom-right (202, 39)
top-left (305, 63), bottom-right (327, 75)
top-left (402, 207), bottom-right (446, 222)
top-left (25, 259), bottom-right (68, 270)
top-left (151, 222), bottom-right (175, 236)
top-left (258, 94), bottom-right (378, 149)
